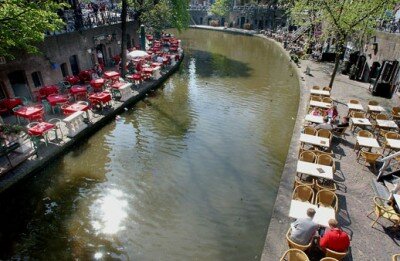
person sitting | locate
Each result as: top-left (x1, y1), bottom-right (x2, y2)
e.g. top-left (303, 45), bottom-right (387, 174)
top-left (334, 116), bottom-right (349, 128)
top-left (319, 219), bottom-right (350, 253)
top-left (290, 208), bottom-right (319, 245)
top-left (310, 107), bottom-right (321, 116)
top-left (316, 117), bottom-right (333, 130)
top-left (326, 105), bottom-right (338, 121)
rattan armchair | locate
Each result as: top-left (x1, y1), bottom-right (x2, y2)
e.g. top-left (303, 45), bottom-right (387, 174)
top-left (279, 249), bottom-right (310, 261)
top-left (358, 151), bottom-right (382, 171)
top-left (315, 189), bottom-right (338, 211)
top-left (367, 196), bottom-right (400, 229)
top-left (299, 151), bottom-right (316, 163)
top-left (292, 185), bottom-right (314, 203)
top-left (286, 228), bottom-right (312, 251)
top-left (325, 248), bottom-right (348, 260)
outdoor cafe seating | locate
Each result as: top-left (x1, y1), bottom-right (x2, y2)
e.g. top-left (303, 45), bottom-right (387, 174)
top-left (27, 121), bottom-right (55, 147)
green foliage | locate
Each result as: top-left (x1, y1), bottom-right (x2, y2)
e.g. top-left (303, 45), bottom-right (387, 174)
top-left (128, 0), bottom-right (189, 31)
top-left (210, 0), bottom-right (231, 17)
top-left (290, 0), bottom-right (397, 44)
top-left (0, 0), bottom-right (65, 59)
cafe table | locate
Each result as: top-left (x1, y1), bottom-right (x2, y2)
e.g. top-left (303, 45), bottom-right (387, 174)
top-left (103, 71), bottom-right (120, 82)
top-left (386, 139), bottom-right (400, 150)
top-left (27, 122), bottom-right (55, 146)
top-left (14, 106), bottom-right (43, 124)
top-left (90, 78), bottom-right (105, 91)
top-left (368, 105), bottom-right (386, 113)
top-left (350, 117), bottom-right (372, 131)
top-left (355, 136), bottom-right (380, 151)
top-left (309, 101), bottom-right (332, 109)
top-left (347, 103), bottom-right (364, 111)
top-left (305, 114), bottom-right (324, 124)
top-left (296, 160), bottom-right (333, 180)
top-left (300, 133), bottom-right (330, 148)
top-left (63, 102), bottom-right (90, 120)
top-left (376, 120), bottom-right (398, 130)
top-left (289, 200), bottom-right (336, 227)
top-left (89, 92), bottom-right (112, 109)
top-left (46, 94), bottom-right (69, 113)
top-left (310, 89), bottom-right (330, 96)
top-left (70, 85), bottom-right (88, 100)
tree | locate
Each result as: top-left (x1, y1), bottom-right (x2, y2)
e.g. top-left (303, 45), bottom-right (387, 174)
top-left (290, 0), bottom-right (397, 88)
top-left (211, 0), bottom-right (231, 17)
top-left (0, 0), bottom-right (65, 59)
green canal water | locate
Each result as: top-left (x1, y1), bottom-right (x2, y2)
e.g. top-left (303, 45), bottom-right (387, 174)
top-left (0, 29), bottom-right (299, 260)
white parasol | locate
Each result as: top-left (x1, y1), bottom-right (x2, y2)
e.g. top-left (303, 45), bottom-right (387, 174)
top-left (127, 50), bottom-right (149, 60)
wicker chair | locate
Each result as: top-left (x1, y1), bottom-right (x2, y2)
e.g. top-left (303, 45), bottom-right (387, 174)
top-left (383, 132), bottom-right (400, 154)
top-left (320, 257), bottom-right (339, 261)
top-left (367, 196), bottom-right (400, 229)
top-left (312, 86), bottom-right (320, 90)
top-left (391, 107), bottom-right (400, 121)
top-left (294, 175), bottom-right (315, 190)
top-left (323, 86), bottom-right (331, 92)
top-left (286, 228), bottom-right (312, 251)
top-left (357, 130), bottom-right (373, 138)
top-left (368, 100), bottom-right (379, 106)
top-left (349, 99), bottom-right (360, 104)
top-left (322, 97), bottom-right (333, 104)
top-left (299, 151), bottom-right (316, 163)
top-left (392, 254), bottom-right (400, 261)
top-left (315, 179), bottom-right (337, 192)
top-left (351, 111), bottom-right (366, 118)
top-left (279, 249), bottom-right (310, 261)
top-left (315, 189), bottom-right (338, 211)
top-left (358, 151), bottom-right (382, 171)
top-left (293, 185), bottom-right (314, 203)
top-left (303, 126), bottom-right (317, 135)
top-left (310, 95), bottom-right (322, 102)
top-left (317, 154), bottom-right (334, 167)
top-left (317, 129), bottom-right (332, 141)
top-left (325, 248), bottom-right (348, 260)
top-left (375, 113), bottom-right (389, 120)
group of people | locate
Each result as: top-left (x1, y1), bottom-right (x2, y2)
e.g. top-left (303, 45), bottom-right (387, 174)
top-left (310, 106), bottom-right (350, 131)
top-left (290, 208), bottom-right (350, 255)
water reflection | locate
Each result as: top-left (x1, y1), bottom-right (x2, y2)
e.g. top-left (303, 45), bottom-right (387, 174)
top-left (90, 188), bottom-right (128, 235)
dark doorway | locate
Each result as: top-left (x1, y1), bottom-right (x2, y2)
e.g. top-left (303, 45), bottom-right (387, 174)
top-left (96, 44), bottom-right (106, 67)
top-left (7, 70), bottom-right (32, 100)
top-left (207, 18), bottom-right (212, 25)
top-left (127, 34), bottom-right (132, 49)
top-left (69, 55), bottom-right (80, 75)
top-left (0, 82), bottom-right (8, 99)
top-left (369, 62), bottom-right (381, 82)
top-left (200, 17), bottom-right (203, 25)
top-left (221, 17), bottom-right (225, 26)
top-left (240, 17), bottom-right (245, 28)
top-left (31, 71), bottom-right (43, 87)
top-left (61, 63), bottom-right (69, 77)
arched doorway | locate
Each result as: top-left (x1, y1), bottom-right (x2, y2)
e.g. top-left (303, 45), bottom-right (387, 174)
top-left (96, 44), bottom-right (106, 67)
top-left (69, 55), bottom-right (80, 75)
top-left (369, 62), bottom-right (381, 82)
top-left (7, 70), bottom-right (31, 100)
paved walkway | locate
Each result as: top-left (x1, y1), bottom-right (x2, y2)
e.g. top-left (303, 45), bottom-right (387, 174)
top-left (262, 44), bottom-right (400, 260)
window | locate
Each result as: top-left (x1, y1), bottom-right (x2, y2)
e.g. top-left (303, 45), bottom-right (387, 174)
top-left (31, 71), bottom-right (43, 88)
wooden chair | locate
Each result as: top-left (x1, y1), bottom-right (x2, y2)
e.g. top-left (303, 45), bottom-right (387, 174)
top-left (310, 96), bottom-right (322, 102)
top-left (391, 107), bottom-right (400, 121)
top-left (312, 86), bottom-right (320, 90)
top-left (351, 111), bottom-right (366, 118)
top-left (392, 254), bottom-right (400, 261)
top-left (368, 100), bottom-right (379, 106)
top-left (349, 99), bottom-right (360, 104)
top-left (322, 97), bottom-right (333, 104)
top-left (299, 151), bottom-right (316, 163)
top-left (320, 257), bottom-right (339, 261)
top-left (315, 179), bottom-right (337, 192)
top-left (292, 185), bottom-right (314, 203)
top-left (323, 86), bottom-right (331, 92)
top-left (357, 130), bottom-right (373, 138)
top-left (317, 154), bottom-right (335, 173)
top-left (375, 113), bottom-right (389, 120)
top-left (325, 248), bottom-right (348, 260)
top-left (303, 126), bottom-right (317, 135)
top-left (294, 175), bottom-right (315, 189)
top-left (317, 129), bottom-right (332, 141)
top-left (286, 228), bottom-right (312, 251)
top-left (279, 249), bottom-right (310, 261)
top-left (358, 151), bottom-right (382, 171)
top-left (315, 189), bottom-right (338, 211)
top-left (367, 196), bottom-right (400, 229)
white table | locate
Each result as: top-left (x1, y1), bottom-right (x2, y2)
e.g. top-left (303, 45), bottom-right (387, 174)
top-left (376, 120), bottom-right (398, 129)
top-left (300, 133), bottom-right (330, 148)
top-left (305, 114), bottom-right (324, 124)
top-left (347, 103), bottom-right (364, 111)
top-left (289, 200), bottom-right (336, 227)
top-left (296, 161), bottom-right (333, 180)
top-left (356, 136), bottom-right (381, 149)
top-left (386, 139), bottom-right (400, 150)
top-left (310, 101), bottom-right (332, 109)
top-left (311, 89), bottom-right (330, 96)
top-left (368, 105), bottom-right (386, 113)
top-left (351, 118), bottom-right (372, 127)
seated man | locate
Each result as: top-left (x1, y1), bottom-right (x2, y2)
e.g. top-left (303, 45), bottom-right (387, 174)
top-left (319, 219), bottom-right (350, 253)
top-left (290, 208), bottom-right (319, 245)
top-left (316, 117), bottom-right (333, 130)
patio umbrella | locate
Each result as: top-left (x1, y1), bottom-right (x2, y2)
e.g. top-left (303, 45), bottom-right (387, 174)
top-left (127, 50), bottom-right (149, 60)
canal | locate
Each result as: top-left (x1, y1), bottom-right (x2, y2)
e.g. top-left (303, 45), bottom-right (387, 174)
top-left (0, 29), bottom-right (299, 260)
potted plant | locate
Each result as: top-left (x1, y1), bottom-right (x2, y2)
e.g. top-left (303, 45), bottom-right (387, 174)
top-left (0, 124), bottom-right (27, 145)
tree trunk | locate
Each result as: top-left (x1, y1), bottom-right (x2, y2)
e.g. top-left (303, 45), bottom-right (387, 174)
top-left (120, 0), bottom-right (128, 77)
top-left (329, 53), bottom-right (340, 88)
